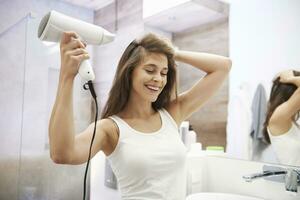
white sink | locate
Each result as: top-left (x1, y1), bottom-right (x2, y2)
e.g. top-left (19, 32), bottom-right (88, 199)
top-left (186, 193), bottom-right (265, 200)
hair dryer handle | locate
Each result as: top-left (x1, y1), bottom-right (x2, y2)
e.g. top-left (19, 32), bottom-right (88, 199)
top-left (79, 59), bottom-right (95, 81)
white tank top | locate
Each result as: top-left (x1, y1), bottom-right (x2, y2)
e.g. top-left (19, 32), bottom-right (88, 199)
top-left (268, 123), bottom-right (300, 166)
top-left (107, 108), bottom-right (188, 200)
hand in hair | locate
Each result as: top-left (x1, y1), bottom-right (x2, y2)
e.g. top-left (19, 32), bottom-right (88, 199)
top-left (279, 70), bottom-right (300, 87)
top-left (266, 69), bottom-right (300, 137)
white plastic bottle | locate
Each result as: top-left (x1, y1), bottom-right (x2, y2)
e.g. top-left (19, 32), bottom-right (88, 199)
top-left (186, 125), bottom-right (197, 151)
top-left (180, 121), bottom-right (189, 144)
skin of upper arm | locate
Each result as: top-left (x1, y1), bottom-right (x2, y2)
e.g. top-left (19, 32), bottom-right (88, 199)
top-left (166, 69), bottom-right (230, 125)
top-left (268, 103), bottom-right (294, 136)
top-left (268, 88), bottom-right (300, 136)
top-left (68, 119), bottom-right (112, 165)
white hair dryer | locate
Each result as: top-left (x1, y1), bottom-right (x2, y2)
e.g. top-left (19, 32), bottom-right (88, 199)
top-left (38, 10), bottom-right (115, 81)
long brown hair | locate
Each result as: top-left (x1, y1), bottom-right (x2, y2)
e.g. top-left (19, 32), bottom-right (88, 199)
top-left (101, 33), bottom-right (177, 119)
top-left (263, 70), bottom-right (300, 143)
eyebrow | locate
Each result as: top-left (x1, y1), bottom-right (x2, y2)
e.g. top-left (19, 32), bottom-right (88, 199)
top-left (144, 64), bottom-right (168, 70)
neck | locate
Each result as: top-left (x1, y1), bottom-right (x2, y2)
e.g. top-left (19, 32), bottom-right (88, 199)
top-left (120, 93), bottom-right (156, 119)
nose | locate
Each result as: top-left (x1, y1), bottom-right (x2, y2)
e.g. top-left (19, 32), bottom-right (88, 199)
top-left (152, 73), bottom-right (163, 82)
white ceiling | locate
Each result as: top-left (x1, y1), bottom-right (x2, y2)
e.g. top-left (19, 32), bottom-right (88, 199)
top-left (62, 0), bottom-right (114, 11)
top-left (61, 0), bottom-right (229, 33)
top-left (144, 0), bottom-right (228, 33)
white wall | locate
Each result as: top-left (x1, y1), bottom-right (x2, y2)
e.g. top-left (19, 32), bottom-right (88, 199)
top-left (227, 0), bottom-right (300, 161)
top-left (229, 0), bottom-right (300, 97)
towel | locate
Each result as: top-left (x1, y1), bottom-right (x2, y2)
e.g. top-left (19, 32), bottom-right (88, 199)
top-left (250, 83), bottom-right (269, 161)
top-left (250, 83), bottom-right (267, 141)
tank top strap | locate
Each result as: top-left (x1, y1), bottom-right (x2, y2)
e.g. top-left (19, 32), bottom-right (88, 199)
top-left (108, 115), bottom-right (131, 139)
top-left (159, 108), bottom-right (179, 130)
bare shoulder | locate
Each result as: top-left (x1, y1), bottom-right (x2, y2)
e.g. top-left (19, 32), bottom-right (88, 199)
top-left (99, 118), bottom-right (118, 134)
top-left (98, 118), bottom-right (119, 156)
top-left (70, 118), bottom-right (119, 164)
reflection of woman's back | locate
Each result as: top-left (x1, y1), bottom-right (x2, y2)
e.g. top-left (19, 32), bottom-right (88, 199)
top-left (268, 121), bottom-right (300, 166)
top-left (263, 70), bottom-right (300, 166)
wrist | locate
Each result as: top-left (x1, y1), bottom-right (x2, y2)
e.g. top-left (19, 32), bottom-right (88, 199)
top-left (173, 47), bottom-right (181, 61)
top-left (59, 70), bottom-right (75, 83)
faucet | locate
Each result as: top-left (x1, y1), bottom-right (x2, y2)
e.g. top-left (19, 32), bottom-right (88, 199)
top-left (285, 168), bottom-right (300, 193)
top-left (242, 170), bottom-right (286, 182)
top-left (243, 165), bottom-right (300, 193)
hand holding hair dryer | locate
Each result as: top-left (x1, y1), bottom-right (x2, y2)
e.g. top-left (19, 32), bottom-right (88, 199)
top-left (37, 10), bottom-right (115, 81)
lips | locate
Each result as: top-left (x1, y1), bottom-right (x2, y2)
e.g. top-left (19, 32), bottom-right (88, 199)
top-left (145, 84), bottom-right (161, 92)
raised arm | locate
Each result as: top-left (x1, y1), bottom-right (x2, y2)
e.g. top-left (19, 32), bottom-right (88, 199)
top-left (167, 50), bottom-right (232, 124)
top-left (48, 31), bottom-right (108, 164)
top-left (268, 70), bottom-right (300, 135)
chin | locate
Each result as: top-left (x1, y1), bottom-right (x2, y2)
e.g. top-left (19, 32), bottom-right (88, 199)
top-left (142, 92), bottom-right (159, 102)
top-left (145, 93), bottom-right (160, 102)
top-left (147, 96), bottom-right (158, 102)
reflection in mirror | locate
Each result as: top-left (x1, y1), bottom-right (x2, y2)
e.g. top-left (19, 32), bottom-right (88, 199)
top-left (249, 83), bottom-right (269, 162)
top-left (263, 70), bottom-right (300, 167)
top-left (227, 72), bottom-right (300, 168)
top-left (225, 0), bottom-right (300, 168)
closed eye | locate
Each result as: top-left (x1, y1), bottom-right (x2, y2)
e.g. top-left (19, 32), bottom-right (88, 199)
top-left (145, 69), bottom-right (168, 76)
top-left (145, 69), bottom-right (154, 73)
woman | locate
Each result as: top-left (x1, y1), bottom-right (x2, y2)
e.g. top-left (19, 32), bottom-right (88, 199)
top-left (49, 31), bottom-right (231, 199)
top-left (263, 70), bottom-right (300, 166)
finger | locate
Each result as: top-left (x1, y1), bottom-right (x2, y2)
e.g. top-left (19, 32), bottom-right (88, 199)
top-left (281, 77), bottom-right (297, 85)
top-left (75, 36), bottom-right (87, 47)
top-left (280, 71), bottom-right (294, 82)
top-left (83, 41), bottom-right (87, 47)
top-left (69, 38), bottom-right (86, 49)
top-left (70, 54), bottom-right (90, 62)
top-left (67, 48), bottom-right (89, 56)
top-left (280, 76), bottom-right (293, 84)
top-left (60, 31), bottom-right (80, 44)
top-left (279, 77), bottom-right (289, 83)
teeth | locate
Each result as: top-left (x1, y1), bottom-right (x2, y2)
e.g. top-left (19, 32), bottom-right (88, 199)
top-left (146, 85), bottom-right (159, 91)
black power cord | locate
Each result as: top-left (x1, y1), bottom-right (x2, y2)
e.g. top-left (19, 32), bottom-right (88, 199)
top-left (82, 80), bottom-right (98, 200)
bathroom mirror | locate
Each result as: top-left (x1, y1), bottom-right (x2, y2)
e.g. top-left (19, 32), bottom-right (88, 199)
top-left (218, 0), bottom-right (300, 168)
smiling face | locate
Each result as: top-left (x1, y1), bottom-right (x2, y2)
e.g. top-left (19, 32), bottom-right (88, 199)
top-left (130, 52), bottom-right (169, 103)
top-left (101, 33), bottom-right (177, 118)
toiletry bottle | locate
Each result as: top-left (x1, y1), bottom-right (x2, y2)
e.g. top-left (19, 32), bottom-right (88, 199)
top-left (186, 125), bottom-right (197, 151)
top-left (180, 121), bottom-right (189, 145)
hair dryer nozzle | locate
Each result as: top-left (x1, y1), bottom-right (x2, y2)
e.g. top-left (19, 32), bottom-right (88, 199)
top-left (101, 29), bottom-right (115, 44)
top-left (38, 12), bottom-right (51, 40)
